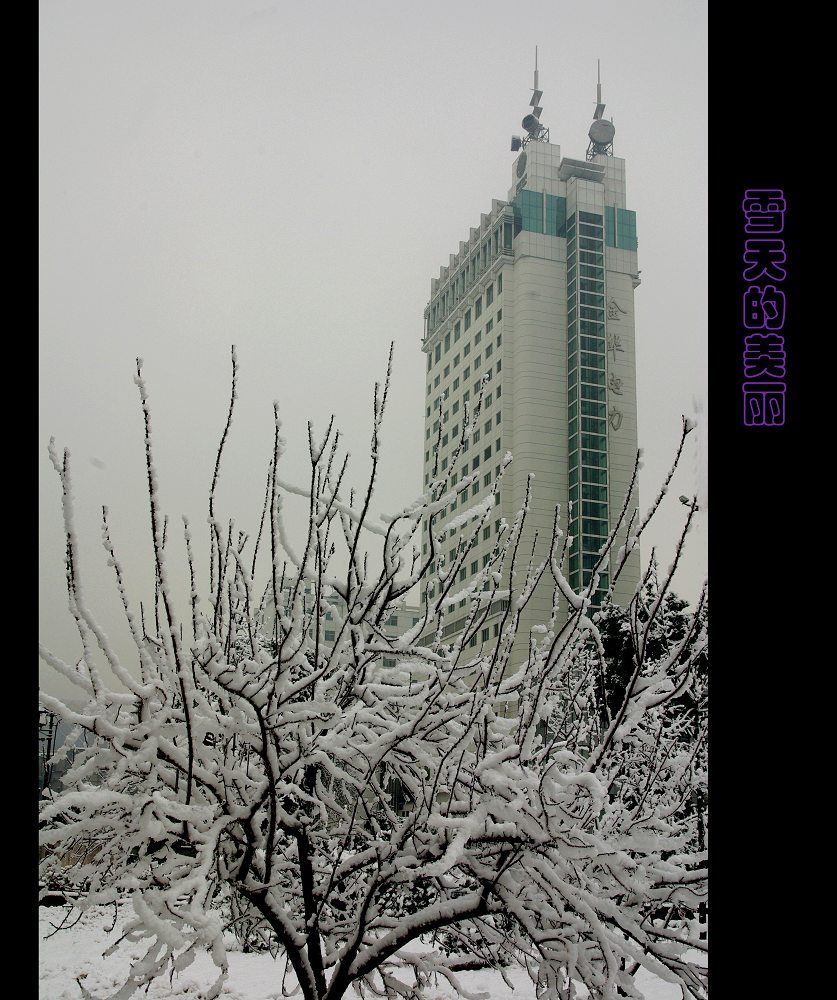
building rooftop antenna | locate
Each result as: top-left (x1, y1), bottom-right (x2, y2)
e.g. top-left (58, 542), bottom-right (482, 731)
top-left (511, 46), bottom-right (548, 152)
top-left (587, 59), bottom-right (615, 160)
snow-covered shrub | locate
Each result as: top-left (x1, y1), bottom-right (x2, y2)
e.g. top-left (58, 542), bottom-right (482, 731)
top-left (40, 350), bottom-right (707, 1000)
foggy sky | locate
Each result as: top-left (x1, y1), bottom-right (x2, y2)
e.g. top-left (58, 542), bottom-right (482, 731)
top-left (39, 0), bottom-right (708, 701)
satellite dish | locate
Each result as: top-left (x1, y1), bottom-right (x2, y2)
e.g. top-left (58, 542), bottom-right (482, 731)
top-left (588, 119), bottom-right (615, 146)
top-left (522, 113), bottom-right (541, 135)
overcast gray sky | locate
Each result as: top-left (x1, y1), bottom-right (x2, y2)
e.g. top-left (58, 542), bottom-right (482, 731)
top-left (39, 0), bottom-right (707, 700)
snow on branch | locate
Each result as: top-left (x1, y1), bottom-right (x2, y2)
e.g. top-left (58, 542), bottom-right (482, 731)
top-left (40, 350), bottom-right (707, 1000)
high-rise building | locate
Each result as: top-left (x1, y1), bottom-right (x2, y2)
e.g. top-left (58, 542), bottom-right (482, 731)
top-left (420, 64), bottom-right (641, 659)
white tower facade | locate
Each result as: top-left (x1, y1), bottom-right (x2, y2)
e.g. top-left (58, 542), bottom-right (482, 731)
top-left (419, 73), bottom-right (641, 660)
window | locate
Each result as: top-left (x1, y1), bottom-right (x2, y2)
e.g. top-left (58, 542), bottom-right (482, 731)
top-left (482, 627), bottom-right (490, 642)
top-left (497, 274), bottom-right (503, 293)
top-left (325, 630), bottom-right (335, 642)
top-left (472, 454), bottom-right (480, 468)
top-left (486, 284), bottom-right (494, 305)
top-left (435, 344), bottom-right (441, 362)
top-left (485, 344), bottom-right (493, 358)
top-left (471, 560), bottom-right (479, 575)
top-left (441, 457), bottom-right (448, 470)
top-left (453, 377), bottom-right (459, 390)
top-left (444, 333), bottom-right (450, 352)
top-left (444, 364), bottom-right (450, 378)
top-left (484, 418), bottom-right (492, 433)
top-left (425, 428), bottom-right (430, 440)
top-left (496, 438), bottom-right (501, 452)
top-left (472, 482), bottom-right (479, 496)
top-left (485, 393), bottom-right (492, 408)
top-left (464, 309), bottom-right (472, 330)
top-left (497, 309), bottom-right (502, 321)
top-left (496, 333), bottom-right (502, 346)
top-left (442, 433), bottom-right (448, 447)
top-left (496, 385), bottom-right (502, 398)
top-left (496, 359), bottom-right (502, 373)
top-left (459, 567), bottom-right (466, 581)
top-left (454, 353), bottom-right (460, 367)
top-left (475, 296), bottom-right (482, 318)
top-left (464, 365), bottom-right (470, 379)
top-left (483, 526), bottom-right (491, 540)
top-left (427, 353), bottom-right (432, 371)
top-left (464, 390), bottom-right (470, 403)
top-left (482, 554), bottom-right (491, 567)
top-left (486, 318), bottom-right (493, 334)
top-left (426, 405), bottom-right (431, 417)
top-left (454, 321), bottom-right (461, 341)
top-left (427, 384), bottom-right (431, 396)
top-left (473, 429), bottom-right (480, 442)
top-left (474, 355), bottom-right (481, 369)
top-left (475, 331), bottom-right (482, 345)
top-left (452, 423), bottom-right (459, 437)
top-left (452, 400), bottom-right (459, 413)
top-left (424, 450), bottom-right (429, 463)
top-left (483, 472), bottom-right (492, 486)
top-left (434, 374), bottom-right (440, 387)
top-left (464, 343), bottom-right (471, 357)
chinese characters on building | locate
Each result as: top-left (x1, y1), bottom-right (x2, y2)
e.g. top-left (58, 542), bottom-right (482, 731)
top-left (742, 189), bottom-right (786, 426)
top-left (606, 301), bottom-right (625, 431)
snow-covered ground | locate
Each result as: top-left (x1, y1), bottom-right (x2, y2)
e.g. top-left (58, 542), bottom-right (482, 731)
top-left (39, 905), bottom-right (704, 999)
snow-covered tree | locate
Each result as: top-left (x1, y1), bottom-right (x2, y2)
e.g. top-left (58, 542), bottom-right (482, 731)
top-left (39, 349), bottom-right (707, 1000)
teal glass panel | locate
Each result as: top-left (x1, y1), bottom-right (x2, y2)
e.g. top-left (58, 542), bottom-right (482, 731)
top-left (546, 194), bottom-right (567, 237)
top-left (581, 450), bottom-right (608, 469)
top-left (617, 209), bottom-right (638, 250)
top-left (582, 483), bottom-right (608, 502)
top-left (580, 352), bottom-right (606, 370)
top-left (605, 206), bottom-right (616, 247)
top-left (580, 399), bottom-right (606, 418)
top-left (582, 501), bottom-right (608, 519)
top-left (517, 190), bottom-right (544, 233)
top-left (581, 368), bottom-right (605, 388)
top-left (580, 416), bottom-right (606, 435)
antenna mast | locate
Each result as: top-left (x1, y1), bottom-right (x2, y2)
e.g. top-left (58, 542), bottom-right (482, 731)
top-left (587, 59), bottom-right (615, 160)
top-left (511, 47), bottom-right (549, 152)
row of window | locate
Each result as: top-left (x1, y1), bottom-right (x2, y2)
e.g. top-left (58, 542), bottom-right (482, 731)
top-left (426, 410), bottom-right (503, 458)
top-left (427, 358), bottom-right (504, 420)
top-left (417, 600), bottom-right (510, 648)
top-left (428, 312), bottom-right (503, 387)
top-left (427, 383), bottom-right (503, 435)
top-left (427, 257), bottom-right (507, 337)
top-left (423, 515), bottom-right (503, 559)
